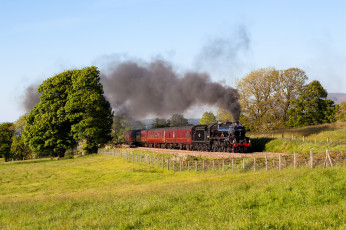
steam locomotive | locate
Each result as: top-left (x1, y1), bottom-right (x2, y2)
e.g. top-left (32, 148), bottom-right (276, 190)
top-left (125, 122), bottom-right (251, 153)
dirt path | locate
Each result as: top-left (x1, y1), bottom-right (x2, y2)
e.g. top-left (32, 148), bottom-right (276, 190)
top-left (131, 147), bottom-right (285, 159)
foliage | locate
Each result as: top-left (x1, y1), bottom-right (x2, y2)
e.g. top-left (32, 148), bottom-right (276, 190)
top-left (0, 122), bottom-right (14, 161)
top-left (65, 67), bottom-right (113, 153)
top-left (216, 108), bottom-right (232, 122)
top-left (10, 115), bottom-right (32, 160)
top-left (286, 80), bottom-right (336, 127)
top-left (112, 113), bottom-right (145, 142)
top-left (24, 67), bottom-right (112, 156)
top-left (199, 111), bottom-right (216, 125)
top-left (151, 118), bottom-right (170, 128)
top-left (0, 155), bottom-right (344, 229)
top-left (11, 135), bottom-right (32, 160)
top-left (236, 67), bottom-right (307, 130)
top-left (169, 113), bottom-right (189, 127)
top-left (335, 102), bottom-right (346, 121)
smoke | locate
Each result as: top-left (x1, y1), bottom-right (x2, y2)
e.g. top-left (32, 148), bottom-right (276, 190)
top-left (23, 84), bottom-right (40, 112)
top-left (195, 25), bottom-right (251, 79)
top-left (21, 60), bottom-right (242, 121)
top-left (101, 59), bottom-right (241, 121)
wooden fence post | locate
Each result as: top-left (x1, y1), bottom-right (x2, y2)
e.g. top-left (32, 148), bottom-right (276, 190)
top-left (203, 160), bottom-right (205, 172)
top-left (222, 160), bottom-right (225, 172)
top-left (327, 149), bottom-right (333, 167)
top-left (195, 160), bottom-right (197, 172)
top-left (254, 157), bottom-right (256, 172)
top-left (294, 152), bottom-right (296, 169)
top-left (188, 161), bottom-right (190, 172)
top-left (265, 155), bottom-right (268, 171)
top-left (303, 136), bottom-right (305, 142)
top-left (310, 150), bottom-right (313, 169)
top-left (213, 160), bottom-right (215, 172)
top-left (279, 154), bottom-right (282, 170)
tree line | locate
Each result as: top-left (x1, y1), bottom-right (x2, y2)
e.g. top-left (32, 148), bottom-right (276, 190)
top-left (0, 66), bottom-right (345, 161)
top-left (201, 67), bottom-right (344, 131)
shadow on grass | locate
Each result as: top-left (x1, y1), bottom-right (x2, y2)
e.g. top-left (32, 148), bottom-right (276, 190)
top-left (251, 138), bottom-right (275, 152)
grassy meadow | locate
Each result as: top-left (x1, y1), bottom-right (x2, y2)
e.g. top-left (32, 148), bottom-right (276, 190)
top-left (249, 121), bottom-right (346, 153)
top-left (0, 154), bottom-right (345, 229)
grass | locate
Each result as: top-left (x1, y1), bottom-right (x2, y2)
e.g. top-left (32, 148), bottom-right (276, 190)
top-left (1, 154), bottom-right (345, 229)
top-left (249, 121), bottom-right (346, 153)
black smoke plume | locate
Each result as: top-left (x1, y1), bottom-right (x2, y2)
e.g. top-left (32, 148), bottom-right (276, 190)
top-left (101, 60), bottom-right (241, 121)
top-left (23, 84), bottom-right (40, 113)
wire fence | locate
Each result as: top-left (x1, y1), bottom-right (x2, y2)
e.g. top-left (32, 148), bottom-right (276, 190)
top-left (99, 148), bottom-right (345, 173)
top-left (249, 133), bottom-right (343, 145)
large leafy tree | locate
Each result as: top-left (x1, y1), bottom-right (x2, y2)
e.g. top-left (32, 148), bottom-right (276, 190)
top-left (65, 67), bottom-right (113, 153)
top-left (24, 67), bottom-right (113, 156)
top-left (236, 67), bottom-right (308, 130)
top-left (0, 122), bottom-right (14, 161)
top-left (25, 70), bottom-right (75, 157)
top-left (286, 80), bottom-right (336, 127)
top-left (200, 112), bottom-right (217, 125)
top-left (236, 67), bottom-right (280, 130)
top-left (169, 114), bottom-right (189, 127)
top-left (277, 68), bottom-right (308, 122)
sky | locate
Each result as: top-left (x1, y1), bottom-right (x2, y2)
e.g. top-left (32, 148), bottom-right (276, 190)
top-left (1, 0), bottom-right (346, 122)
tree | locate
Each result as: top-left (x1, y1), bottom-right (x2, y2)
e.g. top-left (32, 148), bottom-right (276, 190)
top-left (25, 70), bottom-right (75, 157)
top-left (65, 67), bottom-right (113, 153)
top-left (169, 114), bottom-right (189, 127)
top-left (286, 80), bottom-right (336, 127)
top-left (24, 66), bottom-right (113, 156)
top-left (0, 122), bottom-right (14, 162)
top-left (11, 115), bottom-right (32, 160)
top-left (152, 118), bottom-right (170, 128)
top-left (200, 112), bottom-right (216, 125)
top-left (236, 67), bottom-right (308, 130)
top-left (335, 102), bottom-right (346, 121)
top-left (276, 68), bottom-right (308, 122)
top-left (236, 67), bottom-right (280, 130)
top-left (217, 108), bottom-right (233, 122)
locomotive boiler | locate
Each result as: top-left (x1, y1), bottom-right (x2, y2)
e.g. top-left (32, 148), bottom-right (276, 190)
top-left (125, 122), bottom-right (251, 153)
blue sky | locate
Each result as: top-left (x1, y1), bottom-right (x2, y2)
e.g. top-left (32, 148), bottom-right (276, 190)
top-left (1, 0), bottom-right (346, 122)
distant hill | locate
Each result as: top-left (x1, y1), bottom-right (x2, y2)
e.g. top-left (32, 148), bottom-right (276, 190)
top-left (328, 93), bottom-right (346, 104)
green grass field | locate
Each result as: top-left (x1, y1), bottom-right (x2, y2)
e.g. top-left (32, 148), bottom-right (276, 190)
top-left (249, 121), bottom-right (346, 153)
top-left (0, 154), bottom-right (345, 229)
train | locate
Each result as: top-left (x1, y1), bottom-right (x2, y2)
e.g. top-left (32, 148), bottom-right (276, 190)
top-left (124, 122), bottom-right (251, 153)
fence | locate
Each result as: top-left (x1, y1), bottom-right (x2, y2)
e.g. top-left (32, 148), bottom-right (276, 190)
top-left (99, 148), bottom-right (345, 173)
top-left (249, 133), bottom-right (342, 145)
